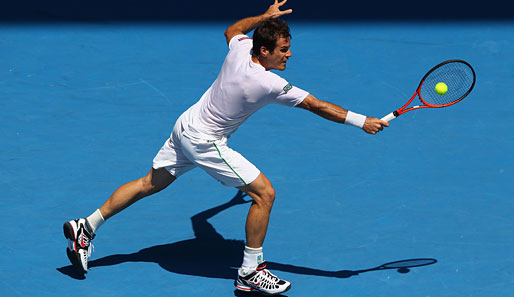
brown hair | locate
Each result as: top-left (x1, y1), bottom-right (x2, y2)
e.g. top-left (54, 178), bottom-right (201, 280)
top-left (252, 18), bottom-right (291, 57)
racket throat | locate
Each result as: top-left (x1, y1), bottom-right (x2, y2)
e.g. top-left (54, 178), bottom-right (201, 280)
top-left (381, 110), bottom-right (400, 122)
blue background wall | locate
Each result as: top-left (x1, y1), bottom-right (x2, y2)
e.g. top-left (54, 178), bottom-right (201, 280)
top-left (2, 0), bottom-right (513, 22)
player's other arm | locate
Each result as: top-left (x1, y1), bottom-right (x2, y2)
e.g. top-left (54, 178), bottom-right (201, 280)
top-left (224, 0), bottom-right (293, 45)
top-left (296, 94), bottom-right (389, 135)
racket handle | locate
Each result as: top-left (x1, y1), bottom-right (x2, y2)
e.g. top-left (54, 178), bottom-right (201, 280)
top-left (381, 112), bottom-right (398, 122)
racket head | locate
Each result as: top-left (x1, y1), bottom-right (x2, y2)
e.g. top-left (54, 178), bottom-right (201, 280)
top-left (381, 258), bottom-right (437, 269)
top-left (418, 59), bottom-right (476, 107)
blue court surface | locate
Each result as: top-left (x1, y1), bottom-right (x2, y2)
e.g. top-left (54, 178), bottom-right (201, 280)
top-left (1, 21), bottom-right (513, 297)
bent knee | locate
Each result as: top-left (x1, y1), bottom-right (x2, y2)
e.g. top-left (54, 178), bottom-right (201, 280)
top-left (140, 171), bottom-right (172, 194)
top-left (241, 173), bottom-right (276, 208)
top-left (140, 176), bottom-right (157, 193)
top-left (256, 186), bottom-right (276, 208)
top-left (265, 186), bottom-right (276, 202)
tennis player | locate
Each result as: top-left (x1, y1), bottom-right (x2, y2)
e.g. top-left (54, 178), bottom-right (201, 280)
top-left (63, 0), bottom-right (388, 295)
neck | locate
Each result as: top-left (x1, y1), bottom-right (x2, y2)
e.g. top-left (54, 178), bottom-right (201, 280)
top-left (251, 55), bottom-right (268, 71)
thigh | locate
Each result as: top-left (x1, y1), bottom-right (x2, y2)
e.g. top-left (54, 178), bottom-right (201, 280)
top-left (180, 136), bottom-right (261, 188)
top-left (153, 122), bottom-right (196, 177)
top-left (145, 167), bottom-right (176, 190)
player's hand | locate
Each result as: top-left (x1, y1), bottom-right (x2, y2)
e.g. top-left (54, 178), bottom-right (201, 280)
top-left (362, 117), bottom-right (389, 135)
top-left (264, 0), bottom-right (293, 19)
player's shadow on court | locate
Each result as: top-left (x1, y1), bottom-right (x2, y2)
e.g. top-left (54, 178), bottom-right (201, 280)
top-left (57, 190), bottom-right (437, 284)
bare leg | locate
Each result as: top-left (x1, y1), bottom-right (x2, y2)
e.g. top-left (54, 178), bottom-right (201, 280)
top-left (99, 168), bottom-right (176, 220)
top-left (238, 173), bottom-right (276, 248)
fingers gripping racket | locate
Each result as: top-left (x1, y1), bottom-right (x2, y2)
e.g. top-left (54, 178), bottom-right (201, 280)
top-left (381, 59), bottom-right (476, 122)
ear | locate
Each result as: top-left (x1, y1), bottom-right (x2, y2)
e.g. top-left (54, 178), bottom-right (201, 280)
top-left (259, 46), bottom-right (270, 57)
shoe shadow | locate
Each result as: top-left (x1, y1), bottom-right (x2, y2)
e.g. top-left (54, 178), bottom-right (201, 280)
top-left (57, 190), bottom-right (437, 285)
top-left (56, 265), bottom-right (86, 280)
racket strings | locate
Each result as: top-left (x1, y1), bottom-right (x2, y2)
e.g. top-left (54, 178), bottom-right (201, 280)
top-left (419, 61), bottom-right (475, 106)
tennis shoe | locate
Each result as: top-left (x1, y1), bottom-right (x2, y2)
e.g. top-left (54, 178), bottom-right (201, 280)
top-left (63, 218), bottom-right (95, 274)
top-left (235, 262), bottom-right (291, 295)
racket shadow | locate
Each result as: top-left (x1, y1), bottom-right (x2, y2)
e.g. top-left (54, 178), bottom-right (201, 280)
top-left (267, 258), bottom-right (438, 279)
top-left (56, 190), bottom-right (437, 281)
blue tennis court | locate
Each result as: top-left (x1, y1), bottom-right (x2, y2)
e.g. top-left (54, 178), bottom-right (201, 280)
top-left (1, 21), bottom-right (513, 296)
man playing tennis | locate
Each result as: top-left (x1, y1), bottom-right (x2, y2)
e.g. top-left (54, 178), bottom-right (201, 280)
top-left (63, 0), bottom-right (388, 295)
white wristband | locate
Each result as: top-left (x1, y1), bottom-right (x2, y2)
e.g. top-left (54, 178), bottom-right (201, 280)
top-left (345, 111), bottom-right (367, 128)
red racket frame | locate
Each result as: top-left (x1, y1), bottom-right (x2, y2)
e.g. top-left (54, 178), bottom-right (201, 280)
top-left (382, 59), bottom-right (476, 121)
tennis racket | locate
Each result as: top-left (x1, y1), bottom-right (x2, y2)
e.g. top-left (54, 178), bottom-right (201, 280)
top-left (381, 59), bottom-right (476, 122)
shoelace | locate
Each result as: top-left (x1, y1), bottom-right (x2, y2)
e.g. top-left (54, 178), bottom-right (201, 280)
top-left (79, 230), bottom-right (94, 257)
top-left (256, 269), bottom-right (279, 284)
top-left (86, 241), bottom-right (94, 257)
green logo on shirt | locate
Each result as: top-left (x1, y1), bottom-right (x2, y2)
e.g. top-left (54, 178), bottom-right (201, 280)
top-left (283, 83), bottom-right (292, 94)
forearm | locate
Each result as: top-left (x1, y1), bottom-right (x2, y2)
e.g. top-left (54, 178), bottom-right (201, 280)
top-left (297, 94), bottom-right (388, 134)
top-left (225, 14), bottom-right (270, 37)
top-left (310, 100), bottom-right (349, 124)
top-left (298, 94), bottom-right (349, 123)
top-left (224, 1), bottom-right (292, 44)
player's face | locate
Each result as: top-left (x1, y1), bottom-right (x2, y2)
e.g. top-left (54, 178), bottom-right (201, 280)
top-left (265, 37), bottom-right (292, 71)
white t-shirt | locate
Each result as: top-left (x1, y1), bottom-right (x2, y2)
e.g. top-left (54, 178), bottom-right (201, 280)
top-left (181, 34), bottom-right (309, 140)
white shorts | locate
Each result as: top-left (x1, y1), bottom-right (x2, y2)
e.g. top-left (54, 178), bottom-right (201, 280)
top-left (152, 120), bottom-right (260, 187)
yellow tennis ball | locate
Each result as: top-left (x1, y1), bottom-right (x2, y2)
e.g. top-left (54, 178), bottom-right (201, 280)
top-left (435, 82), bottom-right (448, 95)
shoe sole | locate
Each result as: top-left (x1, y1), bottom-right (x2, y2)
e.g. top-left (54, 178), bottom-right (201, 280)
top-left (63, 222), bottom-right (87, 274)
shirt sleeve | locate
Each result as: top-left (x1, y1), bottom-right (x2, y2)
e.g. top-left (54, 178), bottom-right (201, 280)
top-left (229, 34), bottom-right (253, 50)
top-left (268, 74), bottom-right (309, 107)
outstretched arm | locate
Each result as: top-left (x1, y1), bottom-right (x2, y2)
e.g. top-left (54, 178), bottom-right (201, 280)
top-left (296, 94), bottom-right (389, 135)
top-left (224, 0), bottom-right (293, 45)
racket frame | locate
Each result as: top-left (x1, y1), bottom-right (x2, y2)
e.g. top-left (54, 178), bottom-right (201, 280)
top-left (381, 59), bottom-right (476, 122)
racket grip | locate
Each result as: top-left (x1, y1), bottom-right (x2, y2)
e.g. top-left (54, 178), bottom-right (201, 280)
top-left (381, 112), bottom-right (397, 122)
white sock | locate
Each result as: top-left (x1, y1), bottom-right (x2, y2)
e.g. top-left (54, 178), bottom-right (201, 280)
top-left (241, 246), bottom-right (264, 274)
top-left (86, 209), bottom-right (105, 233)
